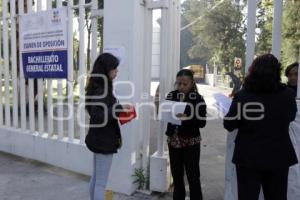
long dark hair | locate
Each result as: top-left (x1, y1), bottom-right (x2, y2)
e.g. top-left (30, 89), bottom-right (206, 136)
top-left (86, 53), bottom-right (119, 97)
top-left (176, 69), bottom-right (198, 92)
top-left (244, 54), bottom-right (283, 93)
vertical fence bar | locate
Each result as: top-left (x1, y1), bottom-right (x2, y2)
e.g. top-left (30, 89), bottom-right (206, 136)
top-left (297, 48), bottom-right (300, 98)
top-left (141, 1), bottom-right (153, 177)
top-left (79, 0), bottom-right (86, 144)
top-left (57, 0), bottom-right (62, 6)
top-left (36, 0), bottom-right (44, 135)
top-left (10, 0), bottom-right (19, 128)
top-left (175, 0), bottom-right (180, 75)
top-left (47, 0), bottom-right (53, 137)
top-left (57, 0), bottom-right (64, 139)
top-left (0, 13), bottom-right (3, 126)
top-left (169, 0), bottom-right (175, 85)
top-left (19, 0), bottom-right (27, 131)
top-left (91, 0), bottom-right (98, 63)
top-left (27, 0), bottom-right (32, 12)
top-left (245, 0), bottom-right (257, 74)
top-left (27, 0), bottom-right (35, 132)
top-left (37, 0), bottom-right (42, 10)
top-left (91, 0), bottom-right (98, 62)
top-left (157, 7), bottom-right (168, 157)
top-left (67, 0), bottom-right (74, 141)
top-left (3, 0), bottom-right (11, 127)
top-left (271, 0), bottom-right (283, 59)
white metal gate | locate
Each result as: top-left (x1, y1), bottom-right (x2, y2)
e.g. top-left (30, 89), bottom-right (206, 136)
top-left (0, 0), bottom-right (182, 195)
top-left (0, 0), bottom-right (103, 176)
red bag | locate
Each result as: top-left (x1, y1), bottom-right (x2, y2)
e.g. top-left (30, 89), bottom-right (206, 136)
top-left (119, 106), bottom-right (137, 125)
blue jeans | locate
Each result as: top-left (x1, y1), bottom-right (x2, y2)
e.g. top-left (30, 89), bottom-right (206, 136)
top-left (90, 153), bottom-right (113, 200)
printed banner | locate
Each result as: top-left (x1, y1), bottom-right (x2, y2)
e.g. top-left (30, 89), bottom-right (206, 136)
top-left (20, 8), bottom-right (68, 78)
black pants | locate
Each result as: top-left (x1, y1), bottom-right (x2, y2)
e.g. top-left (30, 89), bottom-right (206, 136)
top-left (168, 144), bottom-right (203, 200)
top-left (236, 166), bottom-right (289, 200)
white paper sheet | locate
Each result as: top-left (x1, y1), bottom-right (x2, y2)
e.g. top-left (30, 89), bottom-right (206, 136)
top-left (213, 93), bottom-right (232, 114)
top-left (158, 100), bottom-right (187, 125)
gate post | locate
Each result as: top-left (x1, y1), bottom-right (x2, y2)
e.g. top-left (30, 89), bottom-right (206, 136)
top-left (103, 0), bottom-right (149, 195)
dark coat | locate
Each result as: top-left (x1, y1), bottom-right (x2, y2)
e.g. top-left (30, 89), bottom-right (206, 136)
top-left (85, 88), bottom-right (123, 154)
top-left (287, 83), bottom-right (297, 97)
top-left (224, 87), bottom-right (298, 170)
top-left (165, 90), bottom-right (207, 138)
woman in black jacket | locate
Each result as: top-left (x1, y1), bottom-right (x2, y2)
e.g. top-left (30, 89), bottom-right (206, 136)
top-left (165, 69), bottom-right (207, 200)
top-left (224, 54), bottom-right (298, 200)
top-left (85, 53), bottom-right (130, 200)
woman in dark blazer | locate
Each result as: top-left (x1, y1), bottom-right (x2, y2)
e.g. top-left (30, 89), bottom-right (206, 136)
top-left (224, 54), bottom-right (298, 200)
top-left (85, 53), bottom-right (130, 200)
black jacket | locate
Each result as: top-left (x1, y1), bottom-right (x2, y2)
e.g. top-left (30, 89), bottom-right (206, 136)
top-left (224, 87), bottom-right (298, 170)
top-left (287, 83), bottom-right (297, 97)
top-left (165, 90), bottom-right (207, 138)
top-left (85, 88), bottom-right (122, 154)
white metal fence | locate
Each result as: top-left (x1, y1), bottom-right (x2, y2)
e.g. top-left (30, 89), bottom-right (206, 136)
top-left (0, 0), bottom-right (103, 142)
top-left (0, 0), bottom-right (103, 176)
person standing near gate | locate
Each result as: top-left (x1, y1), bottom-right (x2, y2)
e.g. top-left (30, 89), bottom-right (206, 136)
top-left (165, 69), bottom-right (207, 200)
top-left (224, 54), bottom-right (298, 200)
top-left (285, 62), bottom-right (298, 96)
top-left (85, 53), bottom-right (131, 200)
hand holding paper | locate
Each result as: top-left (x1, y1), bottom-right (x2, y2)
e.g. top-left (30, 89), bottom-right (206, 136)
top-left (159, 100), bottom-right (187, 125)
top-left (176, 113), bottom-right (188, 121)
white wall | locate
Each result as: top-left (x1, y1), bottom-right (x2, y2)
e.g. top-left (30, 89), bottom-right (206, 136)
top-left (0, 128), bottom-right (93, 176)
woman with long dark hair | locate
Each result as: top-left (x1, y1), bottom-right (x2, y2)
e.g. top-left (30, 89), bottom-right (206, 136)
top-left (165, 69), bottom-right (207, 200)
top-left (85, 53), bottom-right (130, 200)
top-left (224, 54), bottom-right (298, 200)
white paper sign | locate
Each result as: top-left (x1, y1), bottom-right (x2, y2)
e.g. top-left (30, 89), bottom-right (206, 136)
top-left (158, 100), bottom-right (187, 125)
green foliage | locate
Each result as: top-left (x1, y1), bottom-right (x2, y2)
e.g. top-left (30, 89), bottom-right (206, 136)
top-left (182, 0), bottom-right (245, 73)
top-left (180, 16), bottom-right (204, 67)
top-left (255, 0), bottom-right (273, 55)
top-left (255, 0), bottom-right (300, 68)
top-left (0, 0), bottom-right (2, 17)
top-left (132, 168), bottom-right (149, 190)
top-left (281, 0), bottom-right (300, 67)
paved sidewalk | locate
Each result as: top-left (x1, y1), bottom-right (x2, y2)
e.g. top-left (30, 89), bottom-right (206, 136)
top-left (0, 117), bottom-right (226, 200)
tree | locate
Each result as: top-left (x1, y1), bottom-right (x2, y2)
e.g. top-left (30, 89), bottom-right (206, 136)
top-left (255, 0), bottom-right (273, 55)
top-left (182, 0), bottom-right (246, 74)
top-left (281, 0), bottom-right (300, 67)
top-left (181, 0), bottom-right (212, 65)
top-left (180, 15), bottom-right (204, 67)
top-left (255, 0), bottom-right (300, 68)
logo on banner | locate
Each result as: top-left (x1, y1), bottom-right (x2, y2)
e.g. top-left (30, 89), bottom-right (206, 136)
top-left (52, 10), bottom-right (62, 24)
